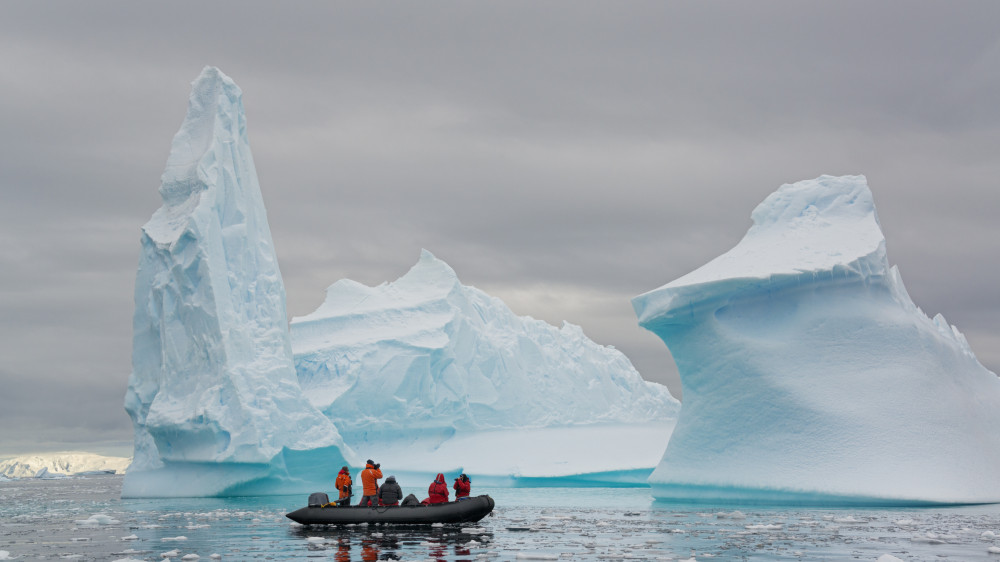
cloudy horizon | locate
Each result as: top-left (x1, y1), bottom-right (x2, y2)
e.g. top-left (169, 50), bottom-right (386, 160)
top-left (1, 2), bottom-right (998, 458)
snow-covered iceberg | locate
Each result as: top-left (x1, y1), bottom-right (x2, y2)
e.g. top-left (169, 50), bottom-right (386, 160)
top-left (292, 250), bottom-right (680, 485)
top-left (123, 67), bottom-right (355, 498)
top-left (633, 175), bottom-right (1000, 505)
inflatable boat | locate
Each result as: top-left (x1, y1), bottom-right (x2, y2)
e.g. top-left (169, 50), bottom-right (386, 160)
top-left (286, 495), bottom-right (495, 525)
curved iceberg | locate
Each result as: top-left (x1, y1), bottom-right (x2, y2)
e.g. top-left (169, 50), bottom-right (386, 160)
top-left (633, 175), bottom-right (1000, 505)
top-left (123, 67), bottom-right (355, 498)
top-left (292, 250), bottom-right (680, 485)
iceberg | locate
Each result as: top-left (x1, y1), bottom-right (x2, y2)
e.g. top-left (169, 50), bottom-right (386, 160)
top-left (291, 250), bottom-right (680, 485)
top-left (123, 67), bottom-right (355, 498)
top-left (633, 175), bottom-right (1000, 505)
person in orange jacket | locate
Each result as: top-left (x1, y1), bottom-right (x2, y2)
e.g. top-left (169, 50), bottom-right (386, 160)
top-left (426, 473), bottom-right (449, 504)
top-left (359, 459), bottom-right (383, 507)
top-left (453, 473), bottom-right (471, 499)
top-left (334, 466), bottom-right (352, 505)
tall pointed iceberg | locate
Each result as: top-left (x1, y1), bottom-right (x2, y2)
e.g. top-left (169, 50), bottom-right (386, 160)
top-left (123, 67), bottom-right (354, 498)
top-left (292, 250), bottom-right (680, 485)
top-left (633, 175), bottom-right (1000, 505)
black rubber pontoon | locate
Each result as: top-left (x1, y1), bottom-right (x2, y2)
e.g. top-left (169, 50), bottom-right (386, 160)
top-left (286, 495), bottom-right (495, 525)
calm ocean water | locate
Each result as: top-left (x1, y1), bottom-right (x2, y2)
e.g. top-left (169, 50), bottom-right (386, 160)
top-left (2, 475), bottom-right (1000, 560)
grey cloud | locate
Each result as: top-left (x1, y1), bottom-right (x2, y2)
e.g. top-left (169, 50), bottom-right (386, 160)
top-left (1, 1), bottom-right (998, 453)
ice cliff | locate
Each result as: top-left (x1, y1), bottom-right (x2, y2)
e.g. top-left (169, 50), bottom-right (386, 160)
top-left (633, 175), bottom-right (1000, 505)
top-left (292, 250), bottom-right (680, 485)
top-left (123, 67), bottom-right (354, 498)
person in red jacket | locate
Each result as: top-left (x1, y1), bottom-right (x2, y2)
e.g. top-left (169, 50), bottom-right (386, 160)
top-left (426, 473), bottom-right (449, 504)
top-left (359, 459), bottom-right (383, 507)
top-left (453, 473), bottom-right (471, 499)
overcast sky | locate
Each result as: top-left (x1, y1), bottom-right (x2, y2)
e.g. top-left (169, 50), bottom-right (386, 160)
top-left (1, 2), bottom-right (997, 458)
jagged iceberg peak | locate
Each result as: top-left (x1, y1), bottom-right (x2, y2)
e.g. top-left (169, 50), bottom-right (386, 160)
top-left (633, 174), bottom-right (1000, 505)
top-left (291, 250), bottom-right (679, 483)
top-left (124, 67), bottom-right (353, 498)
top-left (293, 249), bottom-right (678, 432)
top-left (300, 249), bottom-right (462, 322)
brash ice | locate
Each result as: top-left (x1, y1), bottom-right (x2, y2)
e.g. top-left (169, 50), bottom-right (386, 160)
top-left (633, 175), bottom-right (1000, 505)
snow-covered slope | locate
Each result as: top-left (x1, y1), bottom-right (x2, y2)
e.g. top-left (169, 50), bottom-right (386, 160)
top-left (292, 250), bottom-right (680, 484)
top-left (633, 175), bottom-right (1000, 505)
top-left (0, 453), bottom-right (130, 478)
top-left (123, 67), bottom-right (355, 498)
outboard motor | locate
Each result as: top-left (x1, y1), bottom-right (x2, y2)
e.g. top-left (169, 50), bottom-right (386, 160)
top-left (308, 492), bottom-right (330, 507)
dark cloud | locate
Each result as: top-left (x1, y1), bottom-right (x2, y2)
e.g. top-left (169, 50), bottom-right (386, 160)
top-left (1, 1), bottom-right (998, 455)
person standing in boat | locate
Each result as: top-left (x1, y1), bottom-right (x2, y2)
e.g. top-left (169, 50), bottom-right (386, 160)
top-left (359, 459), bottom-right (382, 507)
top-left (377, 475), bottom-right (403, 506)
top-left (426, 473), bottom-right (450, 504)
top-left (334, 466), bottom-right (352, 505)
top-left (453, 473), bottom-right (471, 499)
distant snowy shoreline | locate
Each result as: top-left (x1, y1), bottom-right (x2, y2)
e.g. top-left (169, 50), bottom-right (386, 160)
top-left (0, 452), bottom-right (131, 479)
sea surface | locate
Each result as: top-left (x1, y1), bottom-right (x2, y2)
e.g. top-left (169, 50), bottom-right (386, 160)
top-left (3, 475), bottom-right (1000, 561)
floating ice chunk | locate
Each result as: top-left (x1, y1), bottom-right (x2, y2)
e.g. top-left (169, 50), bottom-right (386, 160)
top-left (715, 511), bottom-right (745, 520)
top-left (910, 534), bottom-right (946, 545)
top-left (181, 555), bottom-right (200, 561)
top-left (515, 554), bottom-right (560, 560)
top-left (121, 534), bottom-right (139, 541)
top-left (745, 524), bottom-right (782, 531)
top-left (877, 556), bottom-right (905, 562)
top-left (75, 513), bottom-right (120, 525)
top-left (161, 551), bottom-right (179, 559)
top-left (210, 556), bottom-right (222, 560)
top-left (305, 537), bottom-right (324, 543)
top-left (988, 546), bottom-right (1000, 554)
top-left (983, 531), bottom-right (998, 539)
top-left (461, 527), bottom-right (487, 533)
top-left (161, 536), bottom-right (187, 541)
top-left (112, 559), bottom-right (147, 562)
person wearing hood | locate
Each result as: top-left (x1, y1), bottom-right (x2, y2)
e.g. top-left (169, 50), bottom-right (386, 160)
top-left (426, 473), bottom-right (450, 504)
top-left (359, 459), bottom-right (383, 507)
top-left (334, 466), bottom-right (352, 505)
top-left (453, 473), bottom-right (471, 499)
top-left (378, 475), bottom-right (403, 506)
